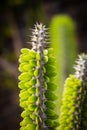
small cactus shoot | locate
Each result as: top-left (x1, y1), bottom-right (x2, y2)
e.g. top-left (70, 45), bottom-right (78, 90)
top-left (18, 23), bottom-right (59, 130)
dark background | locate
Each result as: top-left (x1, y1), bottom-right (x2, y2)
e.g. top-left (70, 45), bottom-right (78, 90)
top-left (0, 0), bottom-right (87, 129)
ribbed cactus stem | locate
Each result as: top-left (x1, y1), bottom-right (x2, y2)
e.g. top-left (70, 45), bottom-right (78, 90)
top-left (18, 23), bottom-right (58, 130)
top-left (58, 54), bottom-right (87, 130)
top-left (31, 23), bottom-right (48, 129)
top-left (74, 54), bottom-right (87, 129)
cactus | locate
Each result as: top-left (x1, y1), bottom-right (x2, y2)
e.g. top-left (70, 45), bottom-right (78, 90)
top-left (58, 54), bottom-right (87, 130)
top-left (18, 23), bottom-right (59, 130)
top-left (50, 15), bottom-right (78, 113)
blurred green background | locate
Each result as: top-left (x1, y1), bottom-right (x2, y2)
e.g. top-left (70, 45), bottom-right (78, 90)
top-left (0, 0), bottom-right (87, 130)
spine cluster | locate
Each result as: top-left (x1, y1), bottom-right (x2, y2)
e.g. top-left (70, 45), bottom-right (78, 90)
top-left (58, 54), bottom-right (87, 130)
top-left (74, 54), bottom-right (87, 81)
top-left (18, 23), bottom-right (58, 130)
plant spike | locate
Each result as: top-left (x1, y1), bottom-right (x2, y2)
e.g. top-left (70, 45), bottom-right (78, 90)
top-left (74, 54), bottom-right (87, 81)
top-left (58, 53), bottom-right (87, 130)
top-left (18, 23), bottom-right (58, 130)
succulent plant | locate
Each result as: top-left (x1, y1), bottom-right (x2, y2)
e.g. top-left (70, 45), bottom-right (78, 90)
top-left (18, 23), bottom-right (59, 130)
top-left (58, 54), bottom-right (87, 130)
top-left (49, 15), bottom-right (78, 113)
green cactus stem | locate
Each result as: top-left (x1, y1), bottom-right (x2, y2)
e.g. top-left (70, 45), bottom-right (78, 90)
top-left (58, 54), bottom-right (87, 130)
top-left (18, 23), bottom-right (58, 130)
top-left (49, 15), bottom-right (78, 114)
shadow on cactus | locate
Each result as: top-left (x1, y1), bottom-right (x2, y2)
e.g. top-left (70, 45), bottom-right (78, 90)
top-left (18, 23), bottom-right (59, 130)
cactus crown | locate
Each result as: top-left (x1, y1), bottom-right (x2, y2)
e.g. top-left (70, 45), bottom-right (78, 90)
top-left (31, 23), bottom-right (48, 51)
top-left (74, 54), bottom-right (87, 81)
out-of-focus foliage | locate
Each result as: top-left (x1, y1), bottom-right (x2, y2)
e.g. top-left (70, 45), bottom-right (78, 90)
top-left (50, 14), bottom-right (78, 113)
top-left (0, 0), bottom-right (46, 88)
top-left (0, 1), bottom-right (46, 130)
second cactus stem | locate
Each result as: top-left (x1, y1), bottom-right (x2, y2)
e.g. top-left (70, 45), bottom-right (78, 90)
top-left (18, 23), bottom-right (59, 130)
top-left (58, 54), bottom-right (87, 130)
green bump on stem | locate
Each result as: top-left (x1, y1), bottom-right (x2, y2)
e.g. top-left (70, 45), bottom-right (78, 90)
top-left (18, 23), bottom-right (59, 130)
top-left (58, 54), bottom-right (87, 130)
